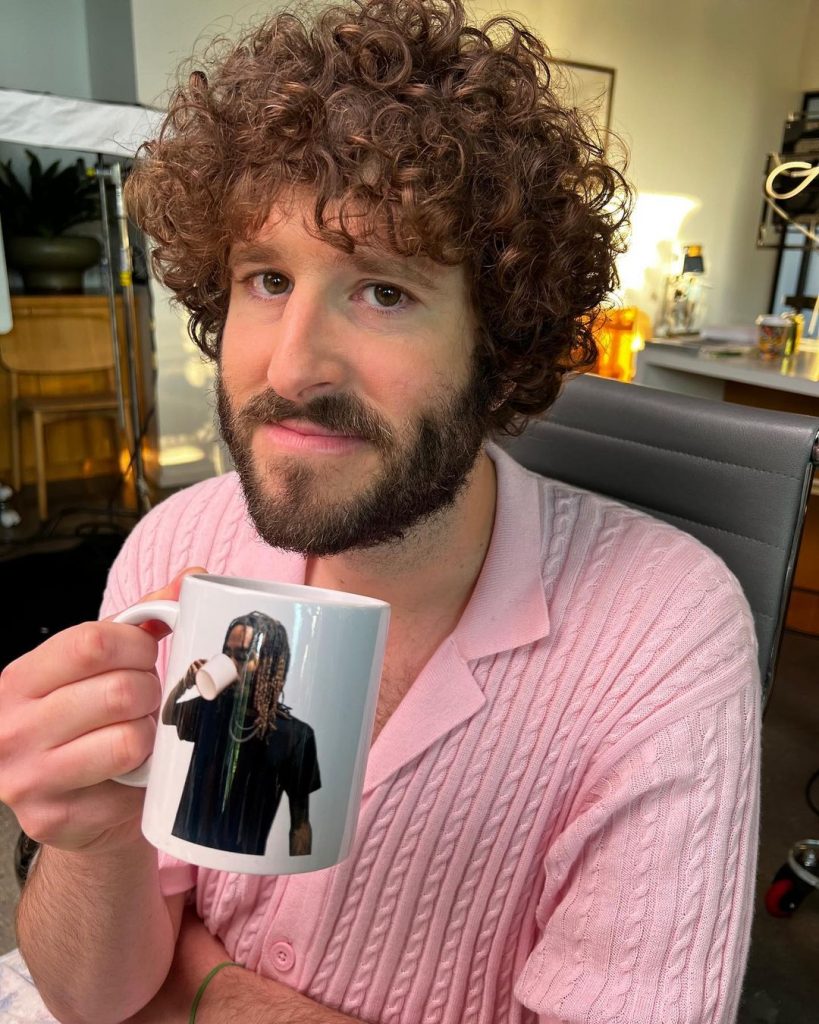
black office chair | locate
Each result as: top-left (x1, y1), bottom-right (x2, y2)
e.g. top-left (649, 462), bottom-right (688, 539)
top-left (504, 371), bottom-right (819, 916)
top-left (504, 372), bottom-right (819, 705)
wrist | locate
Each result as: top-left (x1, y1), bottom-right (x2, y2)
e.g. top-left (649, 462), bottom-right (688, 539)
top-left (43, 830), bottom-right (155, 867)
top-left (192, 961), bottom-right (284, 1024)
top-left (189, 961), bottom-right (242, 1023)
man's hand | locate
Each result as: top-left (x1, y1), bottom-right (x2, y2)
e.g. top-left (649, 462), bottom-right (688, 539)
top-left (0, 566), bottom-right (205, 855)
top-left (183, 659), bottom-right (207, 691)
top-left (162, 658), bottom-right (211, 725)
top-left (289, 795), bottom-right (313, 856)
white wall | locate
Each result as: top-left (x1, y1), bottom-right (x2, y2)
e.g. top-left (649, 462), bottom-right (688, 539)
top-left (85, 0), bottom-right (138, 103)
top-left (130, 0), bottom-right (275, 105)
top-left (0, 0), bottom-right (91, 98)
top-left (799, 0), bottom-right (819, 91)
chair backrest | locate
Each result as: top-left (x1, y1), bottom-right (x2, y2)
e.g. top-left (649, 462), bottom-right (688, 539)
top-left (0, 297), bottom-right (116, 375)
top-left (503, 373), bottom-right (819, 704)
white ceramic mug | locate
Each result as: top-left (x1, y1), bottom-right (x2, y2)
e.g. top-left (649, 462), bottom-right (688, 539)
top-left (112, 573), bottom-right (389, 875)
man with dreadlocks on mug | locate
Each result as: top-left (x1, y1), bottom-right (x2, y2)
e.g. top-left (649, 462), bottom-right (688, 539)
top-left (162, 611), bottom-right (320, 856)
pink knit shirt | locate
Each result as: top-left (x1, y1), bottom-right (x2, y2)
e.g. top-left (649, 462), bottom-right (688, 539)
top-left (100, 444), bottom-right (760, 1024)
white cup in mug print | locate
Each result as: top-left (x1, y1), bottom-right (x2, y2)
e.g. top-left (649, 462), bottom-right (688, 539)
top-left (194, 653), bottom-right (240, 700)
top-left (112, 573), bottom-right (390, 875)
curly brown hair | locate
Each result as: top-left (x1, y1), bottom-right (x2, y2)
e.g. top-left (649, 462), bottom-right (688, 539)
top-left (126, 0), bottom-right (630, 434)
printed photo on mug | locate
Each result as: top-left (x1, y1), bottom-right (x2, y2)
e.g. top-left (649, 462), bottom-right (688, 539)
top-left (113, 574), bottom-right (390, 875)
top-left (163, 611), bottom-right (321, 857)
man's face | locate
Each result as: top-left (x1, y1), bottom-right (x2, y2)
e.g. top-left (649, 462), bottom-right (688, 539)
top-left (217, 194), bottom-right (494, 556)
top-left (225, 624), bottom-right (254, 673)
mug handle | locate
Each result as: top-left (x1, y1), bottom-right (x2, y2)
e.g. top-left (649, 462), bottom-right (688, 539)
top-left (110, 599), bottom-right (180, 787)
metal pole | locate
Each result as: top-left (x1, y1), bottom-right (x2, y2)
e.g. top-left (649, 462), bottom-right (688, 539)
top-left (95, 163), bottom-right (127, 434)
top-left (95, 161), bottom-right (151, 514)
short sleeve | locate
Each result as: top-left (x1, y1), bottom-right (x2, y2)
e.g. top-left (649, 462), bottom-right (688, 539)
top-left (514, 675), bottom-right (760, 1024)
top-left (285, 723), bottom-right (321, 800)
top-left (157, 850), bottom-right (198, 898)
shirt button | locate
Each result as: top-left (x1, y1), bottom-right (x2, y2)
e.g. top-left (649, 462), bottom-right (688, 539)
top-left (270, 940), bottom-right (296, 972)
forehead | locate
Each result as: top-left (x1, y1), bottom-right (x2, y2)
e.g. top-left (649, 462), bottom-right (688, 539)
top-left (227, 624), bottom-right (253, 645)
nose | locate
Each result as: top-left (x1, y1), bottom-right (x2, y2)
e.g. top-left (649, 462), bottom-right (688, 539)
top-left (265, 282), bottom-right (350, 403)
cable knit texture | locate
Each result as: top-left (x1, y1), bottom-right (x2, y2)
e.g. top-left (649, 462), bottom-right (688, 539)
top-left (100, 444), bottom-right (760, 1024)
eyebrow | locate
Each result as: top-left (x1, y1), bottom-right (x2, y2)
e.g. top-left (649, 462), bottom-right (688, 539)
top-left (229, 241), bottom-right (440, 292)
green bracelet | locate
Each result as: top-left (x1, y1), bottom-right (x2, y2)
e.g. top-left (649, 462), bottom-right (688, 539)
top-left (189, 960), bottom-right (241, 1023)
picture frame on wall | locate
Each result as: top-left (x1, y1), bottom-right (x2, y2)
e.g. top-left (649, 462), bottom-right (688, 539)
top-left (551, 60), bottom-right (616, 143)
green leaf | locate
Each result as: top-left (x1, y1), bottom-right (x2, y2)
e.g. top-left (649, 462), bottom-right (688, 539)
top-left (0, 150), bottom-right (100, 238)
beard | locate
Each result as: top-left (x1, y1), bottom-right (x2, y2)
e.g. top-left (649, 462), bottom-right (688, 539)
top-left (216, 358), bottom-right (494, 557)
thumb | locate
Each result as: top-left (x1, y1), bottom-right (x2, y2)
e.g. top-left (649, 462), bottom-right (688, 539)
top-left (139, 565), bottom-right (208, 604)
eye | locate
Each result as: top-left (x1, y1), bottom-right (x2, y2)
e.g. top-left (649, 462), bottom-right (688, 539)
top-left (246, 271), bottom-right (291, 298)
top-left (259, 271), bottom-right (290, 295)
top-left (362, 283), bottom-right (406, 310)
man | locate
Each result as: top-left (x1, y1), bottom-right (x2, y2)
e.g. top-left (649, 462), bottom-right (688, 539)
top-left (0, 0), bottom-right (759, 1021)
top-left (164, 612), bottom-right (320, 856)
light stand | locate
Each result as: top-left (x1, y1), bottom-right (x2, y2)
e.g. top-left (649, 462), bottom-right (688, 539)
top-left (95, 161), bottom-right (151, 514)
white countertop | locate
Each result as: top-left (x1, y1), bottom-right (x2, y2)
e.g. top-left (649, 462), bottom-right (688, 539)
top-left (636, 339), bottom-right (819, 398)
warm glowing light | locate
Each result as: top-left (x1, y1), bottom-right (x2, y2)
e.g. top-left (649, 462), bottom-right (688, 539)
top-left (593, 307), bottom-right (652, 382)
top-left (616, 192), bottom-right (700, 308)
top-left (159, 444), bottom-right (207, 467)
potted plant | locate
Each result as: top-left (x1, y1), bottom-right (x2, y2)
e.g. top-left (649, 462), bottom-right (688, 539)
top-left (0, 149), bottom-right (101, 293)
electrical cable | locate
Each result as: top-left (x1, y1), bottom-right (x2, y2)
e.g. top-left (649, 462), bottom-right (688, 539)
top-left (105, 401), bottom-right (157, 512)
top-left (806, 768), bottom-right (819, 819)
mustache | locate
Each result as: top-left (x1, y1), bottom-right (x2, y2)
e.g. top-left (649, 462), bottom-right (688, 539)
top-left (235, 388), bottom-right (394, 451)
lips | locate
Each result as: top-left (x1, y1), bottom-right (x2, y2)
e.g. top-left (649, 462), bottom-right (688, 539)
top-left (258, 419), bottom-right (367, 455)
top-left (275, 417), bottom-right (358, 440)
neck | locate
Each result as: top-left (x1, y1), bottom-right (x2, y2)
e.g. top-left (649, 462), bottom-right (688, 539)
top-left (304, 447), bottom-right (497, 624)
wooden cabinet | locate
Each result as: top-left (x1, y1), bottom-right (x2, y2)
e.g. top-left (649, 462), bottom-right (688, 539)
top-left (0, 292), bottom-right (156, 487)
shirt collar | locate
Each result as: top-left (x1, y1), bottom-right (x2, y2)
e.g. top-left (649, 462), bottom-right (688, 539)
top-left (451, 442), bottom-right (550, 662)
top-left (363, 443), bottom-right (551, 794)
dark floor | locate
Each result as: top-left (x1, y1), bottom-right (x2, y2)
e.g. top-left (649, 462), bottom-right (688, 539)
top-left (737, 629), bottom-right (819, 1024)
top-left (0, 478), bottom-right (817, 1021)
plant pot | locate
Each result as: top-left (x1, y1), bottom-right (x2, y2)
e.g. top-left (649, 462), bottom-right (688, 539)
top-left (6, 235), bottom-right (101, 294)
